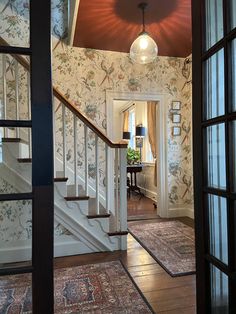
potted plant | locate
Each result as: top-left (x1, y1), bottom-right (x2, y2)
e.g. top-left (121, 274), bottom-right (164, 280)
top-left (127, 147), bottom-right (140, 165)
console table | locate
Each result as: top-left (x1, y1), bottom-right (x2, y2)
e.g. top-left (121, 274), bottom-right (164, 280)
top-left (127, 164), bottom-right (143, 197)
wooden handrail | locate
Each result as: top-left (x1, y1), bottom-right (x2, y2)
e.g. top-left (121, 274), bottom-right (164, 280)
top-left (53, 88), bottom-right (127, 148)
top-left (0, 37), bottom-right (127, 149)
top-left (0, 37), bottom-right (30, 71)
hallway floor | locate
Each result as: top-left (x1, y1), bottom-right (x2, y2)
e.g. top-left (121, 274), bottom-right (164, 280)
top-left (55, 217), bottom-right (196, 314)
top-left (128, 194), bottom-right (159, 220)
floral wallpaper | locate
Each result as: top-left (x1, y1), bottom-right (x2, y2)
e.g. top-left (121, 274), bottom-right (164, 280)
top-left (0, 177), bottom-right (71, 242)
top-left (0, 0), bottom-right (68, 47)
top-left (0, 0), bottom-right (193, 246)
top-left (0, 178), bottom-right (32, 242)
top-left (52, 43), bottom-right (193, 208)
top-left (168, 57), bottom-right (193, 205)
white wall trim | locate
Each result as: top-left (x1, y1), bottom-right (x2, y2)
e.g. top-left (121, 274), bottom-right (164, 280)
top-left (106, 90), bottom-right (169, 218)
top-left (0, 237), bottom-right (95, 264)
top-left (168, 207), bottom-right (194, 219)
top-left (68, 0), bottom-right (80, 46)
top-left (138, 186), bottom-right (157, 202)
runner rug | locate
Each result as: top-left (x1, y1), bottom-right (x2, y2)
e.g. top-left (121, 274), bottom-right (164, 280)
top-left (0, 260), bottom-right (153, 313)
top-left (128, 220), bottom-right (196, 276)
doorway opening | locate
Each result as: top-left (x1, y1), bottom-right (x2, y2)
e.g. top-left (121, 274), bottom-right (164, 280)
top-left (106, 91), bottom-right (169, 221)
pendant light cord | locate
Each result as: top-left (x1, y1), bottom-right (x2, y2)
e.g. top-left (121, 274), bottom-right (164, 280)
top-left (138, 2), bottom-right (148, 33)
top-left (142, 5), bottom-right (145, 32)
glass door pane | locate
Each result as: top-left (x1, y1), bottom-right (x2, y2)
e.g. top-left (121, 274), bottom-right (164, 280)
top-left (0, 274), bottom-right (32, 312)
top-left (208, 195), bottom-right (228, 264)
top-left (232, 120), bottom-right (236, 189)
top-left (206, 123), bottom-right (226, 189)
top-left (205, 0), bottom-right (224, 49)
top-left (0, 0), bottom-right (30, 48)
top-left (210, 265), bottom-right (229, 314)
top-left (230, 0), bottom-right (236, 30)
top-left (204, 49), bottom-right (225, 119)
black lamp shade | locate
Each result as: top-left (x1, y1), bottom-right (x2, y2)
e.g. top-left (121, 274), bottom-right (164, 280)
top-left (136, 126), bottom-right (145, 137)
top-left (123, 131), bottom-right (131, 140)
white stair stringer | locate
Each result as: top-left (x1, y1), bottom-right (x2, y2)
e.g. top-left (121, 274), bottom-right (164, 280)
top-left (54, 183), bottom-right (122, 252)
top-left (0, 154), bottom-right (125, 260)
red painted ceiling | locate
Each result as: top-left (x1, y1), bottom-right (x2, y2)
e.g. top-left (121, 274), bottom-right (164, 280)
top-left (73, 0), bottom-right (192, 58)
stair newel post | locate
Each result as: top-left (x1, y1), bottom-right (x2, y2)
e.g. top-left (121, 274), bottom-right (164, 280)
top-left (119, 147), bottom-right (128, 238)
top-left (2, 54), bottom-right (7, 138)
top-left (105, 144), bottom-right (110, 214)
top-left (27, 71), bottom-right (31, 158)
top-left (14, 60), bottom-right (19, 138)
top-left (95, 134), bottom-right (100, 214)
top-left (84, 124), bottom-right (88, 195)
top-left (115, 148), bottom-right (119, 231)
top-left (73, 115), bottom-right (78, 196)
top-left (62, 104), bottom-right (67, 177)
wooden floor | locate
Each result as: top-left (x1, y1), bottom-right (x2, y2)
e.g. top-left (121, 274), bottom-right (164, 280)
top-left (128, 194), bottom-right (159, 220)
top-left (55, 217), bottom-right (196, 314)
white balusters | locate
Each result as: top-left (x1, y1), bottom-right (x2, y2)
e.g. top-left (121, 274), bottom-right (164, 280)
top-left (2, 55), bottom-right (7, 137)
top-left (0, 48), bottom-right (129, 246)
top-left (114, 148), bottom-right (119, 231)
top-left (119, 147), bottom-right (127, 233)
top-left (14, 60), bottom-right (19, 138)
top-left (73, 115), bottom-right (78, 195)
top-left (95, 134), bottom-right (99, 214)
top-left (62, 104), bottom-right (67, 177)
top-left (84, 124), bottom-right (88, 195)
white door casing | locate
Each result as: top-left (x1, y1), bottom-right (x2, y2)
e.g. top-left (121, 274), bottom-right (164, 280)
top-left (106, 90), bottom-right (169, 218)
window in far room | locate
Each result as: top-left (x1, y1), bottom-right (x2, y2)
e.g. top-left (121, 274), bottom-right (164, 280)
top-left (128, 107), bottom-right (136, 149)
top-left (124, 101), bottom-right (156, 164)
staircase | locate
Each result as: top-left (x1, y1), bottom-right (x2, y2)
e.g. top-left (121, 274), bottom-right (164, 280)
top-left (0, 38), bottom-right (128, 263)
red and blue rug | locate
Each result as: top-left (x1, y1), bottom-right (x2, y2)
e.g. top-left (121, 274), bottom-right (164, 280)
top-left (128, 220), bottom-right (196, 276)
top-left (0, 260), bottom-right (153, 313)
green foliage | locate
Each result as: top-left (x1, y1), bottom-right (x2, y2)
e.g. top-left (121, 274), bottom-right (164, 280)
top-left (127, 147), bottom-right (140, 164)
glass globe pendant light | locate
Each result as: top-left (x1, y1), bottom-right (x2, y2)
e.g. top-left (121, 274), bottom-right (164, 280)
top-left (130, 2), bottom-right (158, 64)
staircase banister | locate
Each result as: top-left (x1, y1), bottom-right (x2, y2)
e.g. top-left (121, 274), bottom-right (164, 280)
top-left (0, 37), bottom-right (30, 71)
top-left (53, 88), bottom-right (127, 148)
top-left (0, 37), bottom-right (127, 149)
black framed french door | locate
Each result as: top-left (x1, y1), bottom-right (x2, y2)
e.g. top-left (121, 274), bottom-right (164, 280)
top-left (192, 0), bottom-right (236, 313)
top-left (0, 1), bottom-right (54, 313)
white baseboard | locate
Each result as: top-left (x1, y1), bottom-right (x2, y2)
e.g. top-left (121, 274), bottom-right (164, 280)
top-left (138, 186), bottom-right (194, 219)
top-left (0, 237), bottom-right (95, 264)
top-left (168, 207), bottom-right (194, 219)
top-left (139, 186), bottom-right (157, 202)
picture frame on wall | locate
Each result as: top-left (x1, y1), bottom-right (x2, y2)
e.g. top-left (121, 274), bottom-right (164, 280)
top-left (171, 101), bottom-right (181, 110)
top-left (172, 113), bottom-right (181, 123)
top-left (172, 126), bottom-right (181, 136)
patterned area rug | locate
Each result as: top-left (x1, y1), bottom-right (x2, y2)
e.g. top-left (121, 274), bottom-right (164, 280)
top-left (128, 220), bottom-right (196, 276)
top-left (0, 260), bottom-right (153, 313)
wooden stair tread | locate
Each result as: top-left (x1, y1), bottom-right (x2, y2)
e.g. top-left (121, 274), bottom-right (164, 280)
top-left (108, 231), bottom-right (128, 236)
top-left (2, 138), bottom-right (21, 143)
top-left (54, 177), bottom-right (68, 182)
top-left (64, 195), bottom-right (89, 201)
top-left (17, 158), bottom-right (32, 163)
top-left (87, 213), bottom-right (110, 219)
